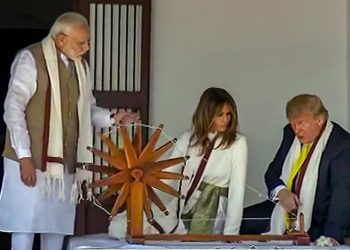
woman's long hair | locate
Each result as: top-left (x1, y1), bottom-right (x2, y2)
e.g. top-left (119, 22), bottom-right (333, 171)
top-left (190, 87), bottom-right (238, 154)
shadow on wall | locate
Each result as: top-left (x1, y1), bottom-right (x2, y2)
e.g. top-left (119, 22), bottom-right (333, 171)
top-left (0, 10), bottom-right (48, 29)
top-left (0, 11), bottom-right (48, 250)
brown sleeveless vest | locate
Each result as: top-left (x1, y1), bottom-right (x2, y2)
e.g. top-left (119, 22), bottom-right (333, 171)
top-left (3, 42), bottom-right (80, 174)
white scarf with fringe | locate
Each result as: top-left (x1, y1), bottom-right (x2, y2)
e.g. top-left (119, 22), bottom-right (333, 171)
top-left (41, 36), bottom-right (93, 201)
top-left (267, 120), bottom-right (333, 234)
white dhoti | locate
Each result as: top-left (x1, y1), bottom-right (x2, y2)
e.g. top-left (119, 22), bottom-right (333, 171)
top-left (0, 158), bottom-right (76, 234)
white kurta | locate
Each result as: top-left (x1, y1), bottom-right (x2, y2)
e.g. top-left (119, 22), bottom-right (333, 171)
top-left (0, 158), bottom-right (76, 234)
top-left (166, 131), bottom-right (248, 235)
top-left (0, 49), bottom-right (112, 234)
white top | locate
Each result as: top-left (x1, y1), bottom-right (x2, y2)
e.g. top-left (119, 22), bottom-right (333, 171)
top-left (3, 49), bottom-right (112, 159)
top-left (166, 130), bottom-right (248, 234)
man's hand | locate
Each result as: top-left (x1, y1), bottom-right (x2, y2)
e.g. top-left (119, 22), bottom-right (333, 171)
top-left (113, 111), bottom-right (139, 125)
top-left (19, 157), bottom-right (36, 187)
top-left (315, 235), bottom-right (340, 247)
top-left (329, 237), bottom-right (340, 246)
top-left (277, 188), bottom-right (300, 212)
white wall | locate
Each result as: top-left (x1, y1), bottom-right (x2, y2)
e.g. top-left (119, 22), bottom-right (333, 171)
top-left (150, 0), bottom-right (348, 206)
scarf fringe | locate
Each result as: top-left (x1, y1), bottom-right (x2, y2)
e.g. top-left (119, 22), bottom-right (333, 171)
top-left (41, 174), bottom-right (66, 201)
top-left (70, 173), bottom-right (93, 204)
top-left (40, 169), bottom-right (93, 204)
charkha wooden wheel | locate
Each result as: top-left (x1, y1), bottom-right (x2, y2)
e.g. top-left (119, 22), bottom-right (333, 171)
top-left (85, 123), bottom-right (188, 236)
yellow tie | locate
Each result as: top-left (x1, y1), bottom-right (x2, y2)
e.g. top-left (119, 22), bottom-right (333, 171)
top-left (285, 143), bottom-right (311, 229)
top-left (286, 143), bottom-right (311, 191)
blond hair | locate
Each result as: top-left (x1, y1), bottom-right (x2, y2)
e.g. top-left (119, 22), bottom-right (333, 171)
top-left (286, 94), bottom-right (328, 119)
top-left (50, 12), bottom-right (88, 38)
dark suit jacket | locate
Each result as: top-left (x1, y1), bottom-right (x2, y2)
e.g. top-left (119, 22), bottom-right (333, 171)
top-left (264, 122), bottom-right (350, 243)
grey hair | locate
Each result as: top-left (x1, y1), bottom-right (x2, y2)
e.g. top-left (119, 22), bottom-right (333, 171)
top-left (50, 12), bottom-right (88, 38)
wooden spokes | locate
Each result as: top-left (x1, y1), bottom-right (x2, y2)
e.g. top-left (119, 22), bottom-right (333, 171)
top-left (111, 181), bottom-right (130, 217)
top-left (143, 157), bottom-right (189, 175)
top-left (97, 184), bottom-right (123, 202)
top-left (118, 125), bottom-right (138, 168)
top-left (87, 146), bottom-right (127, 170)
top-left (132, 123), bottom-right (142, 157)
top-left (101, 134), bottom-right (125, 159)
top-left (148, 139), bottom-right (176, 162)
top-left (87, 124), bottom-right (188, 221)
top-left (139, 124), bottom-right (164, 161)
top-left (152, 171), bottom-right (189, 180)
top-left (143, 183), bottom-right (154, 221)
top-left (145, 175), bottom-right (181, 197)
top-left (147, 186), bottom-right (169, 215)
top-left (88, 171), bottom-right (130, 189)
top-left (83, 164), bottom-right (118, 176)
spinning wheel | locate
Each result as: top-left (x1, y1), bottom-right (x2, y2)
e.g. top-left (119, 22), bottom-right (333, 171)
top-left (85, 123), bottom-right (188, 236)
top-left (86, 123), bottom-right (310, 245)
